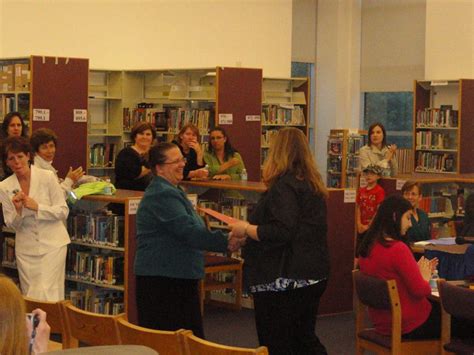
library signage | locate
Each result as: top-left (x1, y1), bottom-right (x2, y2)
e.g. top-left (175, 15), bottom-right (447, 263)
top-left (33, 108), bottom-right (50, 121)
top-left (73, 109), bottom-right (87, 122)
top-left (218, 113), bottom-right (233, 125)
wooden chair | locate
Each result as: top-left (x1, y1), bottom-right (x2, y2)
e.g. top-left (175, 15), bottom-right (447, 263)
top-left (23, 297), bottom-right (73, 349)
top-left (437, 280), bottom-right (474, 355)
top-left (199, 254), bottom-right (243, 314)
top-left (181, 331), bottom-right (268, 355)
top-left (115, 316), bottom-right (190, 355)
top-left (61, 302), bottom-right (123, 347)
top-left (353, 270), bottom-right (440, 354)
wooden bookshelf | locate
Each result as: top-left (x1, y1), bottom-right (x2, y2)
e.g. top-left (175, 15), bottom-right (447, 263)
top-left (414, 79), bottom-right (474, 174)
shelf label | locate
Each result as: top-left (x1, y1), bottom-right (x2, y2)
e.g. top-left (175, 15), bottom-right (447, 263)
top-left (33, 108), bottom-right (50, 122)
top-left (396, 179), bottom-right (407, 190)
top-left (73, 109), bottom-right (88, 122)
top-left (344, 189), bottom-right (356, 203)
top-left (245, 115), bottom-right (260, 122)
top-left (128, 199), bottom-right (141, 215)
top-left (218, 113), bottom-right (233, 125)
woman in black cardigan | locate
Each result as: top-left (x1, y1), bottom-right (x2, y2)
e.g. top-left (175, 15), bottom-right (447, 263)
top-left (231, 127), bottom-right (330, 355)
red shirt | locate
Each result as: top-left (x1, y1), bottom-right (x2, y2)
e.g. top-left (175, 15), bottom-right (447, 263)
top-left (359, 241), bottom-right (432, 335)
top-left (357, 184), bottom-right (385, 225)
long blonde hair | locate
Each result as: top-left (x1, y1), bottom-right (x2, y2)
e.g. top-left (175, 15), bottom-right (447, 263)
top-left (0, 274), bottom-right (29, 355)
top-left (262, 127), bottom-right (328, 198)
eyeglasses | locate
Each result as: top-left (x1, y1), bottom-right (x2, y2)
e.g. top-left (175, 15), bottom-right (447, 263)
top-left (210, 136), bottom-right (225, 141)
top-left (163, 157), bottom-right (187, 165)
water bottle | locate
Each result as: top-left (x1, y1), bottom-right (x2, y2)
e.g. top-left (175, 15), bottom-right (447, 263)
top-left (429, 269), bottom-right (439, 291)
top-left (241, 168), bottom-right (248, 181)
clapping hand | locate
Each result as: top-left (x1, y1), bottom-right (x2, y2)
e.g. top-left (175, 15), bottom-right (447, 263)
top-left (66, 166), bottom-right (84, 183)
top-left (417, 256), bottom-right (433, 281)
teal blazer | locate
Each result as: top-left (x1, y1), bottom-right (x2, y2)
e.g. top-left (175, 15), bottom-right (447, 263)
top-left (134, 175), bottom-right (228, 279)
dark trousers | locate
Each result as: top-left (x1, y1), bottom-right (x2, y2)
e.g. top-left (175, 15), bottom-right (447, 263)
top-left (252, 280), bottom-right (328, 355)
top-left (136, 274), bottom-right (204, 338)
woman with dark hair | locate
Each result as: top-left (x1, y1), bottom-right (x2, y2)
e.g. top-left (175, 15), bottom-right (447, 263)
top-left (230, 127), bottom-right (330, 354)
top-left (358, 195), bottom-right (440, 339)
top-left (2, 111), bottom-right (28, 138)
top-left (115, 121), bottom-right (156, 191)
top-left (401, 180), bottom-right (431, 242)
top-left (0, 137), bottom-right (70, 301)
top-left (172, 123), bottom-right (208, 180)
top-left (31, 127), bottom-right (84, 194)
top-left (204, 127), bottom-right (245, 180)
top-left (359, 122), bottom-right (398, 176)
top-left (134, 142), bottom-right (238, 337)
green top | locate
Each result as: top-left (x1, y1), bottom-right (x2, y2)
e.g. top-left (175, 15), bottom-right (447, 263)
top-left (407, 208), bottom-right (432, 242)
top-left (203, 151), bottom-right (245, 180)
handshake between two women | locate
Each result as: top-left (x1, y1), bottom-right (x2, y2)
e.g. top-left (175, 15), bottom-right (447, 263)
top-left (227, 220), bottom-right (257, 252)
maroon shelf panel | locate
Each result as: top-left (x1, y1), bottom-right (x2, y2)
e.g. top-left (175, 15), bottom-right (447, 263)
top-left (319, 189), bottom-right (355, 315)
top-left (31, 56), bottom-right (88, 178)
top-left (459, 80), bottom-right (474, 173)
top-left (217, 67), bottom-right (262, 181)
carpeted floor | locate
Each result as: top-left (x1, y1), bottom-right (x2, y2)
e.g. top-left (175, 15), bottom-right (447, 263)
top-left (203, 305), bottom-right (356, 354)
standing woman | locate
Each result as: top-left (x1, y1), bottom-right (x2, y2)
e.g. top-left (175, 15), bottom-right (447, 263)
top-left (204, 127), bottom-right (246, 180)
top-left (134, 142), bottom-right (235, 338)
top-left (115, 122), bottom-right (156, 191)
top-left (359, 122), bottom-right (398, 176)
top-left (172, 123), bottom-right (208, 180)
top-left (1, 112), bottom-right (29, 179)
top-left (0, 137), bottom-right (70, 301)
top-left (231, 127), bottom-right (330, 354)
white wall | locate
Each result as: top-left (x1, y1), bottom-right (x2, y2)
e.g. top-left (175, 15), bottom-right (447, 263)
top-left (361, 0), bottom-right (425, 92)
top-left (425, 0), bottom-right (473, 80)
top-left (0, 0), bottom-right (292, 77)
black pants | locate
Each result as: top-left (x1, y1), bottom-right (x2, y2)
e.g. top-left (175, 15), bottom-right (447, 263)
top-left (252, 280), bottom-right (328, 355)
top-left (135, 275), bottom-right (204, 338)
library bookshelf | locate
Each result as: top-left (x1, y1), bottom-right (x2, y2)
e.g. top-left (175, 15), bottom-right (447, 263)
top-left (414, 79), bottom-right (474, 174)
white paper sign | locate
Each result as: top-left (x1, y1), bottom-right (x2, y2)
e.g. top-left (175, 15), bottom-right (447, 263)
top-left (344, 189), bottom-right (356, 203)
top-left (245, 115), bottom-right (260, 122)
top-left (218, 113), bottom-right (233, 125)
top-left (128, 199), bottom-right (141, 215)
top-left (187, 194), bottom-right (198, 210)
top-left (73, 109), bottom-right (87, 122)
top-left (33, 109), bottom-right (50, 122)
top-left (396, 179), bottom-right (407, 190)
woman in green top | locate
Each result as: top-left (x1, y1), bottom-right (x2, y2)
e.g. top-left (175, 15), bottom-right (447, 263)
top-left (402, 180), bottom-right (432, 242)
top-left (204, 127), bottom-right (245, 180)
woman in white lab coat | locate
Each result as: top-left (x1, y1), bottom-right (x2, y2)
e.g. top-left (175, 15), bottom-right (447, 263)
top-left (0, 136), bottom-right (70, 301)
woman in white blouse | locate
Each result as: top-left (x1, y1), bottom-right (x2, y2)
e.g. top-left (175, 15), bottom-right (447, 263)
top-left (0, 137), bottom-right (70, 301)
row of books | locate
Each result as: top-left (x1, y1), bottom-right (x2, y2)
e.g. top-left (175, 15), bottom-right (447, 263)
top-left (262, 105), bottom-right (305, 125)
top-left (89, 143), bottom-right (116, 168)
top-left (396, 148), bottom-right (414, 174)
top-left (123, 107), bottom-right (165, 131)
top-left (68, 288), bottom-right (124, 315)
top-left (67, 211), bottom-right (124, 248)
top-left (347, 135), bottom-right (365, 154)
top-left (415, 152), bottom-right (455, 173)
top-left (416, 108), bottom-right (458, 128)
top-left (2, 237), bottom-right (15, 266)
top-left (415, 131), bottom-right (455, 150)
top-left (418, 196), bottom-right (452, 215)
top-left (66, 249), bottom-right (124, 286)
top-left (261, 129), bottom-right (279, 147)
top-left (327, 175), bottom-right (342, 188)
top-left (327, 155), bottom-right (342, 172)
top-left (198, 200), bottom-right (250, 222)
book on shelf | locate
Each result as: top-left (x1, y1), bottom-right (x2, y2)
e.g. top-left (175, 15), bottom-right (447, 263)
top-left (261, 105), bottom-right (305, 125)
top-left (89, 143), bottom-right (116, 168)
top-left (2, 237), bottom-right (16, 266)
top-left (416, 151), bottom-right (456, 172)
top-left (328, 139), bottom-right (342, 155)
top-left (416, 107), bottom-right (458, 128)
top-left (67, 288), bottom-right (124, 315)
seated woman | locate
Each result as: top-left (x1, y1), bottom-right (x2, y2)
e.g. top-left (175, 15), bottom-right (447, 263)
top-left (204, 127), bottom-right (245, 180)
top-left (359, 122), bottom-right (398, 177)
top-left (0, 274), bottom-right (50, 355)
top-left (115, 122), bottom-right (156, 191)
top-left (30, 128), bottom-right (84, 194)
top-left (358, 195), bottom-right (439, 339)
top-left (401, 180), bottom-right (431, 242)
top-left (172, 124), bottom-right (208, 180)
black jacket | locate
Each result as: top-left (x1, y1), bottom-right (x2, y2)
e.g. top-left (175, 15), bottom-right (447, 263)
top-left (242, 173), bottom-right (330, 287)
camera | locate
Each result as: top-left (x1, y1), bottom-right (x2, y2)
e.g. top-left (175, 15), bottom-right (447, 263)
top-left (26, 312), bottom-right (40, 330)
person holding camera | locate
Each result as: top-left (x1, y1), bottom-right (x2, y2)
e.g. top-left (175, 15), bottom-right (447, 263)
top-left (0, 274), bottom-right (50, 355)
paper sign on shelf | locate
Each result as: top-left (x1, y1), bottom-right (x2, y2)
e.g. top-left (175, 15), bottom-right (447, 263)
top-left (33, 109), bottom-right (50, 122)
top-left (245, 115), bottom-right (260, 122)
top-left (128, 199), bottom-right (141, 215)
top-left (218, 113), bottom-right (233, 125)
top-left (396, 179), bottom-right (407, 190)
top-left (344, 189), bottom-right (356, 203)
top-left (73, 109), bottom-right (88, 122)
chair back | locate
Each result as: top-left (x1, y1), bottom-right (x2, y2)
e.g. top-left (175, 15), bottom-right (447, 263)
top-left (62, 302), bottom-right (123, 347)
top-left (438, 280), bottom-right (474, 320)
top-left (23, 297), bottom-right (68, 335)
top-left (181, 332), bottom-right (269, 355)
top-left (353, 269), bottom-right (395, 310)
top-left (116, 316), bottom-right (189, 355)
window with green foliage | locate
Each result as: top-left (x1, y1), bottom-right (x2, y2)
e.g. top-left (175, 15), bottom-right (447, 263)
top-left (363, 92), bottom-right (413, 149)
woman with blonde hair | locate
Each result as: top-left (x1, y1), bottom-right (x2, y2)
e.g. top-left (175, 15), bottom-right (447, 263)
top-left (0, 274), bottom-right (50, 355)
top-left (231, 127), bottom-right (330, 354)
